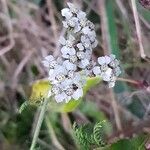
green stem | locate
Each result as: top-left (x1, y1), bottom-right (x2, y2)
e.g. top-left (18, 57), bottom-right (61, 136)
top-left (45, 115), bottom-right (65, 150)
top-left (30, 98), bottom-right (49, 150)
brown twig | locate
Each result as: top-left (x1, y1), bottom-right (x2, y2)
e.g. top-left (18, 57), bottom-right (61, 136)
top-left (0, 0), bottom-right (14, 56)
top-left (98, 0), bottom-right (111, 54)
top-left (108, 119), bottom-right (150, 143)
top-left (117, 77), bottom-right (140, 85)
top-left (131, 0), bottom-right (146, 59)
top-left (46, 0), bottom-right (58, 55)
top-left (97, 0), bottom-right (122, 131)
top-left (11, 51), bottom-right (34, 89)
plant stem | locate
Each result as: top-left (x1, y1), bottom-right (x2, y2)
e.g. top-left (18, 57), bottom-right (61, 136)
top-left (45, 115), bottom-right (65, 150)
top-left (30, 98), bottom-right (49, 150)
top-left (131, 0), bottom-right (146, 59)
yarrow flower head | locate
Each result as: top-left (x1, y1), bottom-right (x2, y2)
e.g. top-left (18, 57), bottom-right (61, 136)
top-left (42, 3), bottom-right (121, 103)
top-left (92, 55), bottom-right (121, 87)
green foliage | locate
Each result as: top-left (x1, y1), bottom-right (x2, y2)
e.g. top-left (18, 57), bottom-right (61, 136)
top-left (104, 134), bottom-right (148, 150)
top-left (93, 121), bottom-right (107, 146)
top-left (19, 101), bottom-right (29, 114)
top-left (73, 121), bottom-right (109, 150)
top-left (79, 101), bottom-right (107, 122)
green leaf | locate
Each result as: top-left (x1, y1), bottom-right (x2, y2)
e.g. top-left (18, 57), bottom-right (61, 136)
top-left (73, 121), bottom-right (110, 150)
top-left (21, 77), bottom-right (101, 113)
top-left (19, 101), bottom-right (29, 114)
top-left (29, 79), bottom-right (51, 105)
top-left (104, 134), bottom-right (147, 150)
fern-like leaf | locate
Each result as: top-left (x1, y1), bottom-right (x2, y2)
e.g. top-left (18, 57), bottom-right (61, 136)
top-left (93, 121), bottom-right (107, 147)
top-left (73, 121), bottom-right (108, 150)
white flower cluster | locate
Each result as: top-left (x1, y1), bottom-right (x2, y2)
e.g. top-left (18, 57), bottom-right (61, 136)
top-left (42, 55), bottom-right (85, 103)
top-left (42, 3), bottom-right (121, 103)
top-left (92, 55), bottom-right (121, 88)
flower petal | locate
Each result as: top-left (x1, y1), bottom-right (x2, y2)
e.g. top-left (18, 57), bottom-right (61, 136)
top-left (77, 11), bottom-right (86, 20)
top-left (72, 88), bottom-right (83, 100)
top-left (55, 92), bottom-right (66, 103)
top-left (77, 43), bottom-right (84, 51)
top-left (82, 26), bottom-right (91, 34)
top-left (42, 60), bottom-right (49, 68)
top-left (63, 60), bottom-right (76, 71)
top-left (59, 36), bottom-right (66, 45)
top-left (61, 8), bottom-right (73, 19)
top-left (98, 56), bottom-right (106, 65)
top-left (93, 66), bottom-right (101, 75)
top-left (45, 55), bottom-right (54, 62)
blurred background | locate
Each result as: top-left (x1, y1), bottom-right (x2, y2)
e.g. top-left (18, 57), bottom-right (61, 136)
top-left (0, 0), bottom-right (150, 149)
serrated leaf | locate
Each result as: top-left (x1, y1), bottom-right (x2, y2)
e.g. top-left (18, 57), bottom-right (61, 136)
top-left (24, 77), bottom-right (101, 113)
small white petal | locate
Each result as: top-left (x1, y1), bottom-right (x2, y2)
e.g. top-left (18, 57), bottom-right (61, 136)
top-left (78, 59), bottom-right (90, 68)
top-left (61, 8), bottom-right (73, 19)
top-left (68, 48), bottom-right (76, 55)
top-left (61, 79), bottom-right (72, 88)
top-left (55, 92), bottom-right (66, 103)
top-left (98, 57), bottom-right (106, 65)
top-left (72, 88), bottom-right (83, 100)
top-left (85, 50), bottom-right (92, 60)
top-left (62, 54), bottom-right (69, 59)
top-left (93, 66), bottom-right (101, 75)
top-left (77, 43), bottom-right (84, 51)
top-left (77, 11), bottom-right (86, 20)
top-left (82, 26), bottom-right (91, 34)
top-left (86, 20), bottom-right (95, 29)
top-left (62, 21), bottom-right (68, 28)
top-left (73, 73), bottom-right (81, 84)
top-left (81, 36), bottom-right (91, 48)
top-left (68, 19), bottom-right (76, 27)
top-left (63, 60), bottom-right (76, 71)
top-left (59, 36), bottom-right (66, 45)
top-left (92, 40), bottom-right (98, 48)
top-left (48, 69), bottom-right (54, 77)
top-left (45, 55), bottom-right (54, 62)
top-left (75, 25), bottom-right (81, 33)
top-left (77, 51), bottom-right (85, 59)
top-left (61, 8), bottom-right (69, 16)
top-left (108, 82), bottom-right (115, 88)
top-left (57, 65), bottom-right (67, 74)
top-left (104, 56), bottom-right (111, 64)
top-left (105, 68), bottom-right (112, 76)
top-left (42, 60), bottom-right (49, 68)
top-left (102, 68), bottom-right (112, 81)
top-left (61, 46), bottom-right (69, 55)
top-left (56, 57), bottom-right (63, 64)
top-left (61, 47), bottom-right (76, 58)
top-left (101, 74), bottom-right (110, 81)
top-left (114, 67), bottom-right (121, 76)
top-left (67, 2), bottom-right (78, 14)
top-left (89, 30), bottom-right (96, 38)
